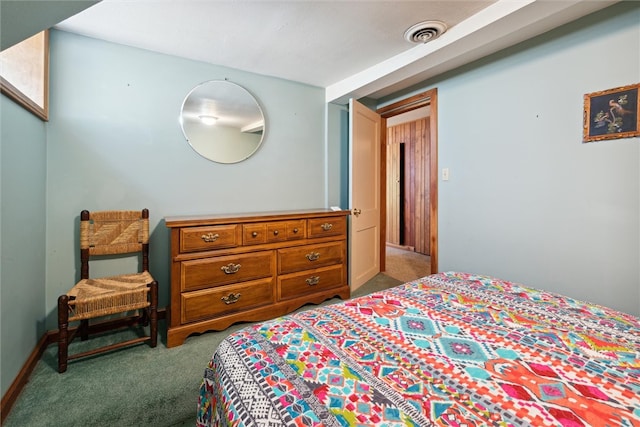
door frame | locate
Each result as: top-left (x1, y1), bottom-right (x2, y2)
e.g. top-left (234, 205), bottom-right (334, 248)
top-left (376, 88), bottom-right (438, 274)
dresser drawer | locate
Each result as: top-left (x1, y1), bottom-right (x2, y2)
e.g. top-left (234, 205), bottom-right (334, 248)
top-left (181, 251), bottom-right (274, 291)
top-left (278, 265), bottom-right (345, 300)
top-left (278, 241), bottom-right (345, 275)
top-left (308, 216), bottom-right (346, 239)
top-left (180, 224), bottom-right (240, 253)
top-left (244, 220), bottom-right (307, 245)
top-left (243, 223), bottom-right (267, 245)
top-left (181, 278), bottom-right (273, 323)
top-left (284, 220), bottom-right (306, 240)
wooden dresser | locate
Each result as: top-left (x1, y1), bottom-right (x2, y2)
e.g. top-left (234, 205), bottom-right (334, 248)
top-left (165, 209), bottom-right (350, 347)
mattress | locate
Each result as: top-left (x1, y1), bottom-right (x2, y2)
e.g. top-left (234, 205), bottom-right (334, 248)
top-left (197, 271), bottom-right (640, 426)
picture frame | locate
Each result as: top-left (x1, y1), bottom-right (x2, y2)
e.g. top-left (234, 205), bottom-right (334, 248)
top-left (583, 83), bottom-right (639, 143)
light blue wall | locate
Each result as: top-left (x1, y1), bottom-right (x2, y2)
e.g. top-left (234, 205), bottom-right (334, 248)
top-left (0, 97), bottom-right (47, 396)
top-left (379, 2), bottom-right (640, 315)
top-left (326, 102), bottom-right (349, 209)
top-left (44, 30), bottom-right (328, 327)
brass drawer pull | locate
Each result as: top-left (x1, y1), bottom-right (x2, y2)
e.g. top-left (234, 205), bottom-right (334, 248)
top-left (201, 233), bottom-right (219, 242)
top-left (221, 292), bottom-right (241, 305)
top-left (252, 231), bottom-right (258, 237)
top-left (221, 263), bottom-right (241, 274)
top-left (293, 228), bottom-right (299, 233)
top-left (306, 252), bottom-right (320, 261)
top-left (321, 223), bottom-right (333, 231)
top-left (273, 230), bottom-right (279, 235)
top-left (306, 276), bottom-right (320, 286)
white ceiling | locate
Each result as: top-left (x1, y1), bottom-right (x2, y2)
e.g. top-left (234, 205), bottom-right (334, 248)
top-left (55, 0), bottom-right (619, 104)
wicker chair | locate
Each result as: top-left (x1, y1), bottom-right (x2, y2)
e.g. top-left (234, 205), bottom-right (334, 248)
top-left (57, 209), bottom-right (158, 373)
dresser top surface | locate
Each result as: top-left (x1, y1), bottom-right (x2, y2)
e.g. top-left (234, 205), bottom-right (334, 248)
top-left (165, 208), bottom-right (350, 228)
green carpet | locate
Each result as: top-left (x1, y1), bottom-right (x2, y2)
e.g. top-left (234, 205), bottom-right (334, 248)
top-left (4, 273), bottom-right (402, 427)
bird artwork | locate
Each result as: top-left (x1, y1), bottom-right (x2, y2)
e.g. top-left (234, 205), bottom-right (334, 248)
top-left (592, 91), bottom-right (637, 135)
top-left (592, 106), bottom-right (624, 134)
top-left (608, 95), bottom-right (632, 119)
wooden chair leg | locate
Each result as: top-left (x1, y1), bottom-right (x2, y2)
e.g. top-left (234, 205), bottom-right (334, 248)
top-left (149, 281), bottom-right (158, 348)
top-left (79, 319), bottom-right (89, 341)
top-left (57, 295), bottom-right (69, 373)
top-left (140, 306), bottom-right (149, 326)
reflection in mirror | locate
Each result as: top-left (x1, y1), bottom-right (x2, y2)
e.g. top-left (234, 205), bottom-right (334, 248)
top-left (180, 80), bottom-right (265, 163)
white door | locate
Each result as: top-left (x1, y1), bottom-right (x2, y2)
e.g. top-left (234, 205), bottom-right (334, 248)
top-left (349, 99), bottom-right (381, 291)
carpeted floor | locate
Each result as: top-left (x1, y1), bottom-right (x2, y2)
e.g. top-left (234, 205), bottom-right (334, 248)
top-left (384, 245), bottom-right (431, 283)
top-left (3, 273), bottom-right (403, 427)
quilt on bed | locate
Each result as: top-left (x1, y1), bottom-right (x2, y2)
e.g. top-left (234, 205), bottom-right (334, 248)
top-left (197, 271), bottom-right (640, 426)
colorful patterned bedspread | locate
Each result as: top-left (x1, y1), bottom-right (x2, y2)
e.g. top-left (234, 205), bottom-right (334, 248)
top-left (197, 272), bottom-right (640, 426)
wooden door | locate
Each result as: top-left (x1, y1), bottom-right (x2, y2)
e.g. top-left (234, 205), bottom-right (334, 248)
top-left (349, 99), bottom-right (381, 291)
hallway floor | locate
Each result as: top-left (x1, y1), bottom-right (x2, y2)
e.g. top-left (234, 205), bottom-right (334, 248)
top-left (383, 245), bottom-right (431, 283)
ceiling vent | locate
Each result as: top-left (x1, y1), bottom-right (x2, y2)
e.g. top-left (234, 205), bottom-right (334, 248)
top-left (404, 20), bottom-right (447, 44)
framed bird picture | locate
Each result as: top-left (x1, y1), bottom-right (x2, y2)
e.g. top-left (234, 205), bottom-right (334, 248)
top-left (583, 83), bottom-right (639, 143)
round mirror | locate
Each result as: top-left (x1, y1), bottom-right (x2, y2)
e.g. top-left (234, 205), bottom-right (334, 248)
top-left (180, 80), bottom-right (265, 163)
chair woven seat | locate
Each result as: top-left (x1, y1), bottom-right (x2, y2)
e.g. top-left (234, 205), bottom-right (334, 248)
top-left (67, 271), bottom-right (154, 321)
top-left (57, 209), bottom-right (158, 373)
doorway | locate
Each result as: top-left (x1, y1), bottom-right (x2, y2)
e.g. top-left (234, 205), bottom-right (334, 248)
top-left (377, 89), bottom-right (438, 275)
top-left (386, 111), bottom-right (430, 254)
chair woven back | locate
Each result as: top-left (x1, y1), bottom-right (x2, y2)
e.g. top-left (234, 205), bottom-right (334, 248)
top-left (81, 210), bottom-right (149, 256)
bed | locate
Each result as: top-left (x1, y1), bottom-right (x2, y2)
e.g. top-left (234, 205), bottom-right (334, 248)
top-left (197, 271), bottom-right (640, 426)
